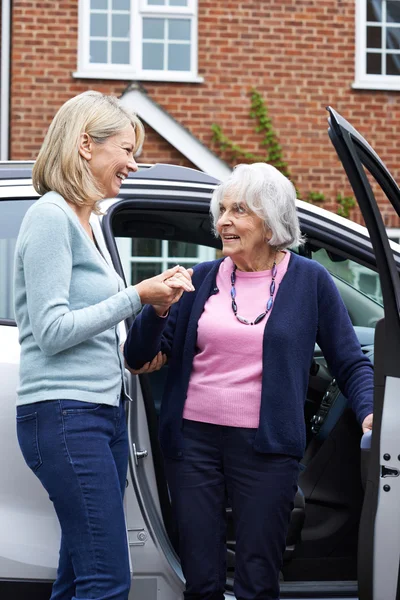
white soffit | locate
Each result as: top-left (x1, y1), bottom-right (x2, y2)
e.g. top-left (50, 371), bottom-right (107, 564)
top-left (120, 87), bottom-right (231, 181)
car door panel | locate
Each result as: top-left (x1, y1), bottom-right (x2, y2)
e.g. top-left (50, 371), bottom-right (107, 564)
top-left (327, 107), bottom-right (400, 600)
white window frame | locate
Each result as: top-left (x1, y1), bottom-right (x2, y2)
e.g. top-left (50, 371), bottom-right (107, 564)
top-left (354, 0), bottom-right (400, 91)
top-left (116, 237), bottom-right (215, 286)
top-left (74, 0), bottom-right (202, 83)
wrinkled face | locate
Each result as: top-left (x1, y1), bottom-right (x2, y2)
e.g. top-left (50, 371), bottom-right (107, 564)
top-left (216, 194), bottom-right (269, 263)
top-left (82, 124), bottom-right (138, 199)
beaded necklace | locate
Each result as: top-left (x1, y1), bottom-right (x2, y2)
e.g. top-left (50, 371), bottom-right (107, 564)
top-left (230, 258), bottom-right (277, 326)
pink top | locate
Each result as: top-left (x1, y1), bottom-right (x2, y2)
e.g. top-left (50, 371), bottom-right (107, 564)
top-left (183, 252), bottom-right (291, 428)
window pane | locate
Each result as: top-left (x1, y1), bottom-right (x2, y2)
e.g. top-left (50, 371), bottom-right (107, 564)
top-left (387, 1), bottom-right (400, 23)
top-left (143, 18), bottom-right (165, 40)
top-left (168, 241), bottom-right (198, 257)
top-left (170, 0), bottom-right (188, 6)
top-left (143, 42), bottom-right (164, 69)
top-left (131, 263), bottom-right (160, 284)
top-left (366, 52), bottom-right (382, 73)
top-left (168, 19), bottom-right (191, 41)
top-left (311, 248), bottom-right (383, 313)
top-left (112, 13), bottom-right (130, 37)
top-left (112, 0), bottom-right (130, 8)
top-left (90, 40), bottom-right (108, 63)
top-left (386, 53), bottom-right (400, 74)
top-left (90, 13), bottom-right (108, 37)
top-left (132, 238), bottom-right (162, 256)
top-left (367, 25), bottom-right (382, 48)
top-left (111, 41), bottom-right (130, 63)
top-left (359, 272), bottom-right (379, 296)
top-left (387, 26), bottom-right (400, 49)
top-left (367, 0), bottom-right (381, 22)
top-left (168, 43), bottom-right (190, 70)
top-left (91, 0), bottom-right (108, 9)
top-left (148, 0), bottom-right (166, 4)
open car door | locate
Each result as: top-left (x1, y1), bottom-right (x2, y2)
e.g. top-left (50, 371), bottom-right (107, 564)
top-left (327, 107), bottom-right (400, 600)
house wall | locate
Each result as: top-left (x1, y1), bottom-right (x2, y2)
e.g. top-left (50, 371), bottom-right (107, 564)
top-left (9, 0), bottom-right (400, 225)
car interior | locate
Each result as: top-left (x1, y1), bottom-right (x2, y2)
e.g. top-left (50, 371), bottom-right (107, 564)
top-left (109, 202), bottom-right (382, 593)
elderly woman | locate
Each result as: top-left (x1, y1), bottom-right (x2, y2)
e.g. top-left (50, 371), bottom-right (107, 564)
top-left (124, 162), bottom-right (373, 600)
top-left (14, 91), bottom-right (193, 600)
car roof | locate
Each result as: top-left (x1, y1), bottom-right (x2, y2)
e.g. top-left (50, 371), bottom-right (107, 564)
top-left (0, 161), bottom-right (219, 186)
top-left (1, 160), bottom-right (400, 265)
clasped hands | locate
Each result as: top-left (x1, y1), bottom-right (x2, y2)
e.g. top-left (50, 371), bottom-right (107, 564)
top-left (128, 265), bottom-right (195, 375)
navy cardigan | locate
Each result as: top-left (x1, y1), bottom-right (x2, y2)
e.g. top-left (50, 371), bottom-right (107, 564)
top-left (125, 252), bottom-right (374, 460)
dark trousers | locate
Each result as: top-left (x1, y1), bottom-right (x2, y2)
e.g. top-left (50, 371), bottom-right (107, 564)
top-left (16, 399), bottom-right (130, 600)
top-left (164, 419), bottom-right (299, 600)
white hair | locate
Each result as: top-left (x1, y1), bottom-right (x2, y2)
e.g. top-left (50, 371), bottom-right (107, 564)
top-left (210, 163), bottom-right (305, 250)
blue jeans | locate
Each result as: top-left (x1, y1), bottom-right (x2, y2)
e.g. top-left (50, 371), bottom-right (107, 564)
top-left (16, 399), bottom-right (131, 600)
top-left (164, 419), bottom-right (300, 600)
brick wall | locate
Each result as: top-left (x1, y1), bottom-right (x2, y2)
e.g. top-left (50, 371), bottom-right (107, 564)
top-left (9, 0), bottom-right (400, 225)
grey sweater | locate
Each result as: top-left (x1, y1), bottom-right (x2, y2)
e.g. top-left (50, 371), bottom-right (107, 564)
top-left (14, 191), bottom-right (141, 406)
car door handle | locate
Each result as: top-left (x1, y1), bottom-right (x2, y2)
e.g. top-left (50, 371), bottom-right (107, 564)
top-left (132, 443), bottom-right (148, 466)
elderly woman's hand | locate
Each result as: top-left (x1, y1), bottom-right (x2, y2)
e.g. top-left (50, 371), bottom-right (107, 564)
top-left (163, 267), bottom-right (194, 290)
top-left (134, 265), bottom-right (194, 313)
top-left (125, 351), bottom-right (167, 375)
top-left (361, 412), bottom-right (373, 433)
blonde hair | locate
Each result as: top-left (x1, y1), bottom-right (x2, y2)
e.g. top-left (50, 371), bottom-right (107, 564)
top-left (210, 163), bottom-right (305, 250)
top-left (32, 91), bottom-right (145, 208)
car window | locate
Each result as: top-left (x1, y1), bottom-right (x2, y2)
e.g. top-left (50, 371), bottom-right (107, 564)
top-left (0, 200), bottom-right (35, 321)
top-left (115, 237), bottom-right (216, 285)
top-left (312, 247), bottom-right (383, 302)
top-left (308, 247), bottom-right (384, 328)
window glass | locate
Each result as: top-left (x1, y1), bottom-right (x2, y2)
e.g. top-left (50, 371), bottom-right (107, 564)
top-left (133, 238), bottom-right (162, 257)
top-left (387, 0), bottom-right (400, 22)
top-left (359, 0), bottom-right (400, 85)
top-left (91, 13), bottom-right (108, 36)
top-left (90, 40), bottom-right (108, 63)
top-left (113, 0), bottom-right (130, 9)
top-left (169, 19), bottom-right (191, 40)
top-left (143, 18), bottom-right (165, 39)
top-left (91, 0), bottom-right (107, 9)
top-left (367, 52), bottom-right (382, 74)
top-left (367, 25), bottom-right (382, 47)
top-left (131, 263), bottom-right (160, 283)
top-left (168, 44), bottom-right (190, 70)
top-left (115, 236), bottom-right (216, 285)
top-left (112, 41), bottom-right (130, 63)
top-left (367, 0), bottom-right (381, 21)
top-left (311, 247), bottom-right (384, 323)
top-left (89, 1), bottom-right (130, 65)
top-left (0, 200), bottom-right (35, 321)
top-left (112, 13), bottom-right (130, 37)
top-left (142, 17), bottom-right (191, 71)
top-left (143, 43), bottom-right (164, 69)
top-left (387, 53), bottom-right (400, 74)
top-left (82, 0), bottom-right (197, 78)
top-left (168, 240), bottom-right (197, 257)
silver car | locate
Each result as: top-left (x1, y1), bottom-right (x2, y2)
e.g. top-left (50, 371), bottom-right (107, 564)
top-left (0, 109), bottom-right (399, 599)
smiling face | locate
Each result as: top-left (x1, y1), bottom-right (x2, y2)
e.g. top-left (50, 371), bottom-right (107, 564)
top-left (80, 124), bottom-right (138, 199)
top-left (216, 193), bottom-right (271, 271)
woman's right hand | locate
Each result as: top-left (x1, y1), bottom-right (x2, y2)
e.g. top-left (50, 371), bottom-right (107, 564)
top-left (125, 351), bottom-right (167, 375)
top-left (134, 265), bottom-right (194, 311)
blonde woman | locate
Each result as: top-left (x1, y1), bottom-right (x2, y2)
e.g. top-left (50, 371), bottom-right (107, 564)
top-left (14, 91), bottom-right (193, 600)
